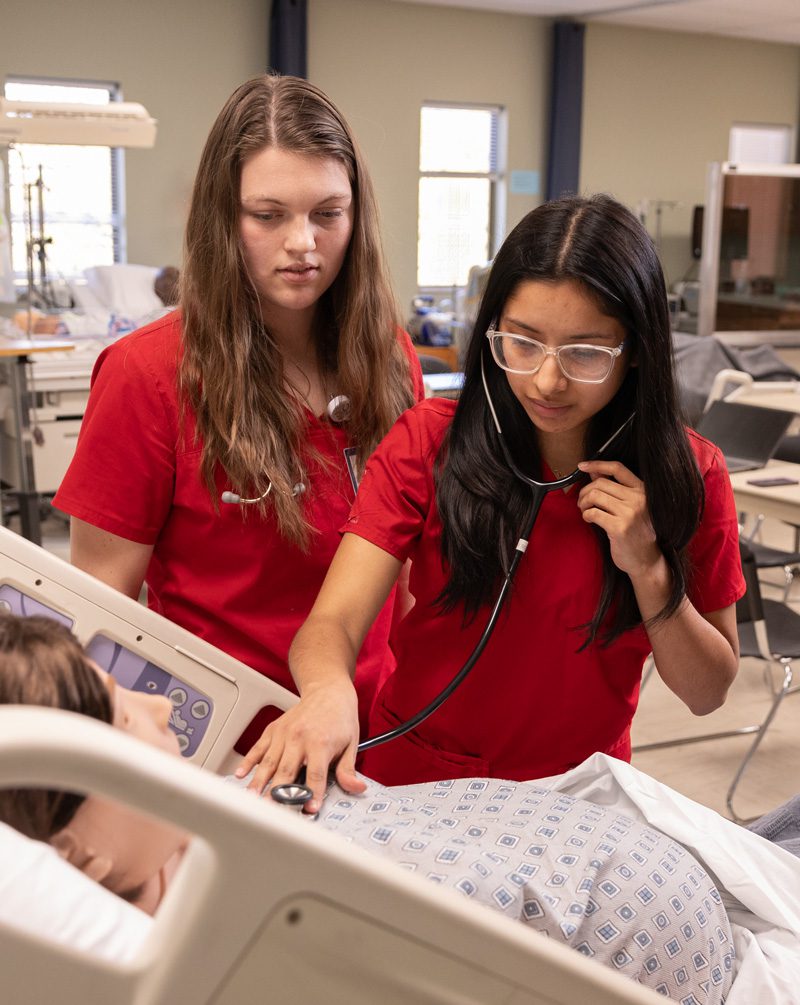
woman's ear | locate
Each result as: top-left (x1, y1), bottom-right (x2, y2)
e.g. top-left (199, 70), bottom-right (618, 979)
top-left (51, 826), bottom-right (114, 884)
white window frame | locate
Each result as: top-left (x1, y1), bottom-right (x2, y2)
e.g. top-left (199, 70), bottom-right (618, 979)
top-left (417, 101), bottom-right (506, 295)
top-left (3, 74), bottom-right (126, 303)
top-left (728, 123), bottom-right (794, 166)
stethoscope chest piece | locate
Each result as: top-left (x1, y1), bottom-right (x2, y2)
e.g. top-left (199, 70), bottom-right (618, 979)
top-left (270, 781), bottom-right (313, 811)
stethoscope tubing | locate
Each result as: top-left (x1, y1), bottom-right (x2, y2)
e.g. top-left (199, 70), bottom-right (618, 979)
top-left (272, 362), bottom-right (634, 804)
top-left (356, 361), bottom-right (633, 753)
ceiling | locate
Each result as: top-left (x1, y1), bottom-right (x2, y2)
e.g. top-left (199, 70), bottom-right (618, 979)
top-left (391, 0), bottom-right (800, 47)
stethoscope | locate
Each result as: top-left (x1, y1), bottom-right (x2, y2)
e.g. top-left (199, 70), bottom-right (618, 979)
top-left (220, 395), bottom-right (350, 506)
top-left (272, 368), bottom-right (634, 809)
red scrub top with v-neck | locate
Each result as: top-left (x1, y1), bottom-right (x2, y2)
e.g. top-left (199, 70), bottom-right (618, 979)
top-left (344, 398), bottom-right (745, 785)
top-left (54, 311), bottom-right (424, 745)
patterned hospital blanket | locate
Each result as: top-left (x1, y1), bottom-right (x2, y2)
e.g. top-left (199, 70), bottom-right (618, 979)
top-left (315, 776), bottom-right (735, 1005)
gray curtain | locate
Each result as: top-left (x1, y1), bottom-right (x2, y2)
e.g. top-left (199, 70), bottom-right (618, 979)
top-left (545, 20), bottom-right (584, 202)
top-left (269, 0), bottom-right (307, 78)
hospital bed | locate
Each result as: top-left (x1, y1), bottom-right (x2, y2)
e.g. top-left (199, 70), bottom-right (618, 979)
top-left (1, 525), bottom-right (799, 1004)
top-left (1, 264), bottom-right (167, 494)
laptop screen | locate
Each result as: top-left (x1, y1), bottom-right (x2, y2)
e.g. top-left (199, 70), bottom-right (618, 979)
top-left (694, 400), bottom-right (794, 467)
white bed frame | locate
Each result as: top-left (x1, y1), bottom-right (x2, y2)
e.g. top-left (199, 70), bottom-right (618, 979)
top-left (0, 524), bottom-right (294, 775)
top-left (0, 526), bottom-right (664, 1004)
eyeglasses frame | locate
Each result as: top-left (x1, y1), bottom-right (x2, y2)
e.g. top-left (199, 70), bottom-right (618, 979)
top-left (486, 325), bottom-right (627, 384)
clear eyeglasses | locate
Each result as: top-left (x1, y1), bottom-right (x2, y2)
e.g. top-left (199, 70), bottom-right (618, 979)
top-left (486, 325), bottom-right (626, 384)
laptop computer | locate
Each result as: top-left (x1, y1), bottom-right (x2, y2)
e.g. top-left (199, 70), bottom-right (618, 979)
top-left (694, 399), bottom-right (795, 473)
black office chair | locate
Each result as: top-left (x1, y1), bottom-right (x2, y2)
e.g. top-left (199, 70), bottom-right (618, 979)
top-left (744, 517), bottom-right (800, 602)
top-left (417, 354), bottom-right (452, 375)
top-left (726, 540), bottom-right (800, 820)
top-left (636, 541), bottom-right (800, 823)
top-left (747, 431), bottom-right (800, 583)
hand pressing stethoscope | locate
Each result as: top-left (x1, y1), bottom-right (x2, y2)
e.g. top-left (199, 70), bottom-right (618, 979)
top-left (220, 395), bottom-right (350, 506)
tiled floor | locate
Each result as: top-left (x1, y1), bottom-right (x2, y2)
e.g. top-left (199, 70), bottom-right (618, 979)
top-left (633, 516), bottom-right (800, 823)
top-left (18, 503), bottom-right (800, 826)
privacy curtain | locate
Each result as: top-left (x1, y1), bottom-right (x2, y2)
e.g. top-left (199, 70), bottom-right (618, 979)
top-left (269, 0), bottom-right (308, 78)
top-left (545, 20), bottom-right (585, 202)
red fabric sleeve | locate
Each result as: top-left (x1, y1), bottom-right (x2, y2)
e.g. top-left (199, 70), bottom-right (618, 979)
top-left (54, 333), bottom-right (180, 545)
top-left (686, 433), bottom-right (746, 612)
top-left (344, 400), bottom-right (450, 561)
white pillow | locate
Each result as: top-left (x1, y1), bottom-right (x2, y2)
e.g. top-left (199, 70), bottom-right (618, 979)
top-left (0, 821), bottom-right (151, 962)
top-left (81, 264), bottom-right (162, 318)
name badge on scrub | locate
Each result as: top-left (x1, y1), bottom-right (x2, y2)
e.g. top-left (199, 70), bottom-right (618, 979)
top-left (343, 447), bottom-right (360, 495)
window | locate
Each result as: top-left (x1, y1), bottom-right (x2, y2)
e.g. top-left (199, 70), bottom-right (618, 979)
top-left (417, 103), bottom-right (505, 290)
top-left (4, 77), bottom-right (124, 303)
top-left (728, 123), bottom-right (793, 165)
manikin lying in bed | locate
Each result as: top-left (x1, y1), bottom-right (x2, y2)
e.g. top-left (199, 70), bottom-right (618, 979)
top-left (0, 614), bottom-right (736, 1003)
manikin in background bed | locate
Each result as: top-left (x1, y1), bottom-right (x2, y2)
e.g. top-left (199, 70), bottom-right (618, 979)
top-left (0, 613), bottom-right (735, 1003)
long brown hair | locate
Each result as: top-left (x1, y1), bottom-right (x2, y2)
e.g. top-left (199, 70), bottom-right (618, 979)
top-left (180, 74), bottom-right (414, 547)
top-left (0, 614), bottom-right (111, 840)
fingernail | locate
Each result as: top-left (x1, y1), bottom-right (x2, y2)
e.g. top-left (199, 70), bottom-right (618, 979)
top-left (577, 462), bottom-right (588, 470)
top-left (234, 766), bottom-right (245, 777)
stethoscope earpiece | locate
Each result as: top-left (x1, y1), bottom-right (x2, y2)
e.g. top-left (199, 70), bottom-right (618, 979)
top-left (326, 394), bottom-right (350, 423)
top-left (221, 481), bottom-right (304, 506)
top-left (221, 396), bottom-right (349, 507)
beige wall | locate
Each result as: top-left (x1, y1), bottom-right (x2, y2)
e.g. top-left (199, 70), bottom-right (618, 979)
top-left (581, 23), bottom-right (800, 289)
top-left (2, 0), bottom-right (799, 315)
top-left (309, 0), bottom-right (549, 313)
top-left (310, 2), bottom-right (799, 312)
top-left (0, 0), bottom-right (268, 269)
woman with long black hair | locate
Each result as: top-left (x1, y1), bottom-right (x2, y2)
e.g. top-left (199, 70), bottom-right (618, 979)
top-left (240, 193), bottom-right (744, 812)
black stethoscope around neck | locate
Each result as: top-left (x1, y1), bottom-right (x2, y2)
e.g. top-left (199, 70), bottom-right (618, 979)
top-left (271, 366), bottom-right (635, 808)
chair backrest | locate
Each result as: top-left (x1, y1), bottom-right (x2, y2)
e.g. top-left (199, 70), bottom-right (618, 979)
top-left (737, 540), bottom-right (764, 625)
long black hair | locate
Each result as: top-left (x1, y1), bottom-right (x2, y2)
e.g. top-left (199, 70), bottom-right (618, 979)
top-left (435, 194), bottom-right (704, 646)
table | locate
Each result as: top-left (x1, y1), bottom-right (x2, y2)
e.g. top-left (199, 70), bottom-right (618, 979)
top-left (0, 336), bottom-right (75, 545)
top-left (413, 344), bottom-right (459, 371)
top-left (728, 461), bottom-right (800, 526)
top-left (729, 386), bottom-right (800, 415)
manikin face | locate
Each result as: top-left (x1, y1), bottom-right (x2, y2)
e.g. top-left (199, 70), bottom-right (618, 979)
top-left (496, 279), bottom-right (631, 458)
top-left (238, 146), bottom-right (354, 336)
top-left (53, 665), bottom-right (187, 913)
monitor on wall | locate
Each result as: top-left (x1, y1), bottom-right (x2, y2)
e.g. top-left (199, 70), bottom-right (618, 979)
top-left (691, 205), bottom-right (749, 261)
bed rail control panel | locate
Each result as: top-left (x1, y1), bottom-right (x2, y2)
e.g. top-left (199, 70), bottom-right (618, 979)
top-left (0, 523), bottom-right (298, 773)
top-left (86, 635), bottom-right (214, 756)
top-left (0, 584), bottom-right (215, 757)
top-left (0, 585), bottom-right (75, 627)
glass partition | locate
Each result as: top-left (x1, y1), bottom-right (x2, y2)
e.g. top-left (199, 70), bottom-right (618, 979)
top-left (697, 163), bottom-right (800, 336)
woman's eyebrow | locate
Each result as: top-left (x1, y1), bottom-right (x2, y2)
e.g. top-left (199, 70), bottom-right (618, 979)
top-left (503, 317), bottom-right (616, 342)
top-left (503, 316), bottom-right (539, 334)
top-left (241, 191), bottom-right (351, 206)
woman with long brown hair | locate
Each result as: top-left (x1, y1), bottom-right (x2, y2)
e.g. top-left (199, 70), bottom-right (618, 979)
top-left (54, 74), bottom-right (423, 746)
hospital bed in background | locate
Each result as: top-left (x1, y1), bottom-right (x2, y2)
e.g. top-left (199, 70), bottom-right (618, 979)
top-left (0, 264), bottom-right (167, 495)
top-left (1, 524), bottom-right (799, 1004)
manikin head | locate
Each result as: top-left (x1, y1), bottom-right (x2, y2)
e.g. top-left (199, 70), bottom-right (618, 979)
top-left (0, 613), bottom-right (186, 913)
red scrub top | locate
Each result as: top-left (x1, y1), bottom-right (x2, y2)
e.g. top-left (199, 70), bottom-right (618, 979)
top-left (54, 311), bottom-right (424, 744)
top-left (345, 398), bottom-right (745, 785)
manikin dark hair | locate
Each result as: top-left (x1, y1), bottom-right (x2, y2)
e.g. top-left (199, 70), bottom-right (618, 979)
top-left (0, 614), bottom-right (111, 840)
top-left (434, 194), bottom-right (704, 646)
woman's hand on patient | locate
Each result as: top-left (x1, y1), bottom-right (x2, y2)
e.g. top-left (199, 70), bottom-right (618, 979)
top-left (577, 460), bottom-right (663, 581)
top-left (236, 678), bottom-right (365, 812)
